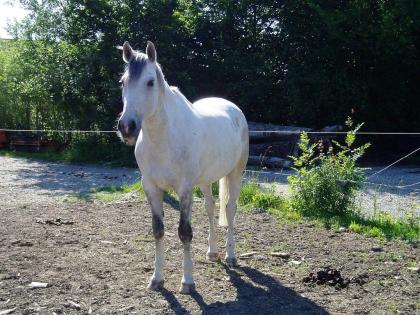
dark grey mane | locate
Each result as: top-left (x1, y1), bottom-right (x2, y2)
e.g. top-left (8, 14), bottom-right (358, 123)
top-left (122, 52), bottom-right (147, 83)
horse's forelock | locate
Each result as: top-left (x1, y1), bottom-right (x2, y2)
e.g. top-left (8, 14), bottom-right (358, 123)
top-left (124, 52), bottom-right (147, 82)
top-left (121, 51), bottom-right (167, 94)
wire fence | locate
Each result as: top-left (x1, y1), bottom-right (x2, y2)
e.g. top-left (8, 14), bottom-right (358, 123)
top-left (1, 127), bottom-right (419, 219)
top-left (1, 128), bottom-right (420, 135)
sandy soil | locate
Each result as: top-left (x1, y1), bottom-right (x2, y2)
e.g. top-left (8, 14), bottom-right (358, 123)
top-left (1, 197), bottom-right (418, 314)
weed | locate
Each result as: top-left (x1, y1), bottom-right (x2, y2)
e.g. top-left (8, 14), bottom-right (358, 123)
top-left (239, 181), bottom-right (260, 206)
top-left (365, 227), bottom-right (385, 238)
top-left (91, 182), bottom-right (144, 202)
top-left (349, 222), bottom-right (362, 233)
top-left (288, 119), bottom-right (370, 218)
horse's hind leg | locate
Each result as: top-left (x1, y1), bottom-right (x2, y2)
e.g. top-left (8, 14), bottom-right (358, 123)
top-left (225, 165), bottom-right (244, 266)
top-left (143, 179), bottom-right (165, 290)
top-left (200, 184), bottom-right (218, 261)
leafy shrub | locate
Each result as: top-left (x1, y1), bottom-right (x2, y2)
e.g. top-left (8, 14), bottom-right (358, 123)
top-left (239, 181), bottom-right (260, 206)
top-left (63, 134), bottom-right (136, 166)
top-left (288, 118), bottom-right (370, 217)
top-left (239, 181), bottom-right (287, 211)
top-left (252, 189), bottom-right (285, 210)
top-left (365, 227), bottom-right (385, 238)
top-left (349, 222), bottom-right (362, 233)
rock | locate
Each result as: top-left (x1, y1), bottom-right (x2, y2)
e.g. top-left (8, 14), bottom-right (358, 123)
top-left (351, 273), bottom-right (369, 285)
top-left (371, 246), bottom-right (383, 252)
top-left (118, 306), bottom-right (135, 312)
top-left (290, 260), bottom-right (302, 265)
top-left (251, 208), bottom-right (265, 214)
top-left (239, 251), bottom-right (258, 258)
top-left (270, 252), bottom-right (290, 259)
top-left (28, 282), bottom-right (48, 288)
top-left (11, 240), bottom-right (33, 247)
top-left (100, 240), bottom-right (114, 245)
top-left (66, 300), bottom-right (81, 311)
top-left (338, 227), bottom-right (347, 233)
top-left (407, 266), bottom-right (419, 272)
top-left (254, 255), bottom-right (266, 261)
top-left (0, 308), bottom-right (16, 315)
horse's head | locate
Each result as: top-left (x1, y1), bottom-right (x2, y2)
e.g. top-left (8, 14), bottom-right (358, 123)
top-left (117, 41), bottom-right (161, 145)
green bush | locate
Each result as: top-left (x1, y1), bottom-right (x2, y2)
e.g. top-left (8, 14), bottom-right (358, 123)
top-left (239, 181), bottom-right (260, 206)
top-left (62, 134), bottom-right (136, 166)
top-left (288, 118), bottom-right (370, 217)
top-left (251, 189), bottom-right (285, 210)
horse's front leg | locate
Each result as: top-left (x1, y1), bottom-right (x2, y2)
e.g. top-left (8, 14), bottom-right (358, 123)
top-left (178, 189), bottom-right (195, 294)
top-left (143, 180), bottom-right (165, 290)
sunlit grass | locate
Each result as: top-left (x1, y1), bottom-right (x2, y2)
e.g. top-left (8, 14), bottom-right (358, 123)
top-left (90, 182), bottom-right (144, 202)
top-left (237, 180), bottom-right (419, 242)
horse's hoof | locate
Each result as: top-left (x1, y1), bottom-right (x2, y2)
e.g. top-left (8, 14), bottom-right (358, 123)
top-left (206, 252), bottom-right (220, 262)
top-left (148, 279), bottom-right (164, 291)
top-left (179, 282), bottom-right (196, 294)
top-left (225, 257), bottom-right (238, 268)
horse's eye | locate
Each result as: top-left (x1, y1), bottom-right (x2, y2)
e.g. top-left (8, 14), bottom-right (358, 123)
top-left (147, 80), bottom-right (154, 87)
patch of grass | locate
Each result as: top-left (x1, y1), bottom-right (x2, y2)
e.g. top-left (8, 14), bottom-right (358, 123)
top-left (91, 182), bottom-right (144, 202)
top-left (252, 189), bottom-right (285, 210)
top-left (267, 206), bottom-right (303, 222)
top-left (237, 179), bottom-right (419, 242)
top-left (239, 181), bottom-right (260, 206)
top-left (349, 222), bottom-right (362, 233)
top-left (365, 226), bottom-right (385, 238)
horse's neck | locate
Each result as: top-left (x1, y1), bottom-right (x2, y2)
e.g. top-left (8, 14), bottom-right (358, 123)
top-left (141, 86), bottom-right (193, 146)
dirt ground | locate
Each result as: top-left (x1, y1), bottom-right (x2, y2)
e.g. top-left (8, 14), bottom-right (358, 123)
top-left (1, 196), bottom-right (419, 314)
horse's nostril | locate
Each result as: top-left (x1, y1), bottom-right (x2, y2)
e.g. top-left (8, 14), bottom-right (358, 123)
top-left (128, 120), bottom-right (136, 132)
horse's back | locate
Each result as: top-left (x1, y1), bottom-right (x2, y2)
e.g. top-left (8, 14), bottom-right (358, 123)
top-left (193, 97), bottom-right (245, 120)
top-left (192, 97), bottom-right (248, 184)
top-left (193, 97), bottom-right (247, 139)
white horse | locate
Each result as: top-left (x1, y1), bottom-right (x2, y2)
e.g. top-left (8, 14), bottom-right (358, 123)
top-left (117, 41), bottom-right (248, 294)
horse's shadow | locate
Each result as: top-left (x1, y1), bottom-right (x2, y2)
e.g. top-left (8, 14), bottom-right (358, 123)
top-left (159, 263), bottom-right (329, 314)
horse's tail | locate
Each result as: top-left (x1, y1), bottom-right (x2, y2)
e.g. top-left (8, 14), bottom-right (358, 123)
top-left (218, 176), bottom-right (229, 227)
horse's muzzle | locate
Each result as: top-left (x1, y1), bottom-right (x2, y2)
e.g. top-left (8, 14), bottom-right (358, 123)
top-left (117, 119), bottom-right (141, 146)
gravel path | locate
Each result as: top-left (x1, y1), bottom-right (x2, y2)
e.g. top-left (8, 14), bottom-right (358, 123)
top-left (0, 156), bottom-right (139, 207)
top-left (0, 156), bottom-right (418, 217)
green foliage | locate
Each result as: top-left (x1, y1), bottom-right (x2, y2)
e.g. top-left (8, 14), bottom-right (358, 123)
top-left (239, 181), bottom-right (287, 212)
top-left (193, 182), bottom-right (219, 198)
top-left (349, 222), bottom-right (362, 233)
top-left (1, 1), bottom-right (419, 135)
top-left (62, 134), bottom-right (136, 166)
top-left (251, 188), bottom-right (285, 210)
top-left (239, 181), bottom-right (260, 206)
top-left (91, 182), bottom-right (144, 202)
top-left (0, 134), bottom-right (136, 167)
top-left (288, 119), bottom-right (370, 217)
top-left (365, 227), bottom-right (385, 239)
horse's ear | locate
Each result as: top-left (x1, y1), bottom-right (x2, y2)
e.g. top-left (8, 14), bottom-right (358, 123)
top-left (146, 41), bottom-right (156, 62)
top-left (122, 41), bottom-right (134, 63)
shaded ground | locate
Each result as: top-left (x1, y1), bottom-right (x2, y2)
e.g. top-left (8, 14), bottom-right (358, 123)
top-left (1, 198), bottom-right (419, 314)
